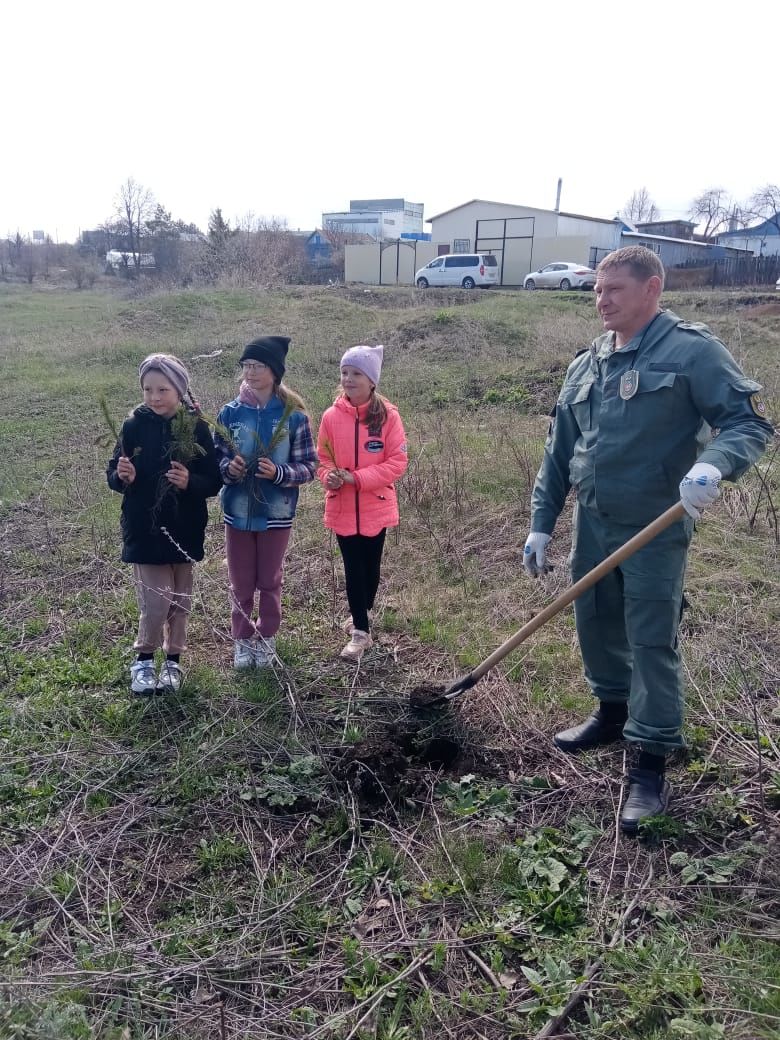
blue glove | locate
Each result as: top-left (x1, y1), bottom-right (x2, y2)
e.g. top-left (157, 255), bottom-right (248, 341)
top-left (680, 462), bottom-right (721, 519)
top-left (523, 532), bottom-right (552, 578)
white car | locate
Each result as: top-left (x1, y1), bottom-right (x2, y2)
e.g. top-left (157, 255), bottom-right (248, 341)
top-left (415, 253), bottom-right (499, 289)
top-left (523, 262), bottom-right (596, 291)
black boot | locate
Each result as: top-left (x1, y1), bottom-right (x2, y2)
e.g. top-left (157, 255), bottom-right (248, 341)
top-left (620, 768), bottom-right (671, 835)
top-left (553, 707), bottom-right (626, 753)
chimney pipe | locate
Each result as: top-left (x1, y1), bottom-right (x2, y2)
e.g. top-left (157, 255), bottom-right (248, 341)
top-left (555, 178), bottom-right (562, 213)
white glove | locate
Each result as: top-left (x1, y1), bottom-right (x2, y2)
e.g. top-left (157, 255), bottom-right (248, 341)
top-left (523, 532), bottom-right (552, 577)
top-left (680, 462), bottom-right (722, 519)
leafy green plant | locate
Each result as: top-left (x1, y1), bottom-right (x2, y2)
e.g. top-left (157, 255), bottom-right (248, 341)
top-left (638, 813), bottom-right (685, 842)
top-left (668, 851), bottom-right (740, 885)
top-left (196, 835), bottom-right (247, 874)
top-left (521, 953), bottom-right (579, 1020)
top-left (241, 754), bottom-right (325, 807)
top-left (438, 773), bottom-right (513, 817)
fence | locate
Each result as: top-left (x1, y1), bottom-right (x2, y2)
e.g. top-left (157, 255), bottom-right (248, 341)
top-left (345, 241), bottom-right (438, 285)
top-left (668, 254), bottom-right (780, 289)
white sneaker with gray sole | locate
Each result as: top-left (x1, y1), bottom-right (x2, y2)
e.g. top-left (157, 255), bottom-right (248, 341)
top-left (130, 660), bottom-right (158, 695)
top-left (233, 639), bottom-right (256, 670)
top-left (157, 660), bottom-right (183, 692)
top-left (254, 636), bottom-right (277, 668)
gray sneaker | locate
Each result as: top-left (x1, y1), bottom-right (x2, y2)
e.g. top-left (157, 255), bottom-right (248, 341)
top-left (254, 636), bottom-right (277, 669)
top-left (234, 639), bottom-right (256, 670)
top-left (130, 660), bottom-right (158, 695)
top-left (157, 660), bottom-right (183, 692)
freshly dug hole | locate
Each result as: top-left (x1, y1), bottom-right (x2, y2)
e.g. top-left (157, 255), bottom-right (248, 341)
top-left (332, 723), bottom-right (462, 799)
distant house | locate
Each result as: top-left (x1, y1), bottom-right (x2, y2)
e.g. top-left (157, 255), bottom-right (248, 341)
top-left (716, 217), bottom-right (780, 256)
top-left (105, 249), bottom-right (156, 271)
top-left (634, 218), bottom-right (698, 241)
top-left (305, 228), bottom-right (375, 267)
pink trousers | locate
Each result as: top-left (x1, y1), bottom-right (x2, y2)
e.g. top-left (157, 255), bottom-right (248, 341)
top-left (225, 526), bottom-right (291, 640)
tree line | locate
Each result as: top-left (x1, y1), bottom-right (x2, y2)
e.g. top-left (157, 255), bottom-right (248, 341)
top-left (618, 183), bottom-right (780, 241)
top-left (4, 177), bottom-right (780, 290)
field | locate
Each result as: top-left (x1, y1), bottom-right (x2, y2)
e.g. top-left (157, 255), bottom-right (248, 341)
top-left (0, 280), bottom-right (778, 1040)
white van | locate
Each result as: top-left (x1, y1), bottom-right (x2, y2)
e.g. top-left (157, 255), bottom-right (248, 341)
top-left (415, 253), bottom-right (499, 289)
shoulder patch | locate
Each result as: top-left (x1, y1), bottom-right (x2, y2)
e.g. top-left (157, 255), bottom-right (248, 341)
top-left (750, 393), bottom-right (767, 418)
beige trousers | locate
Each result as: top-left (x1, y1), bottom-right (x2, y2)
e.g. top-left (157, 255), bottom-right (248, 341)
top-left (132, 563), bottom-right (194, 654)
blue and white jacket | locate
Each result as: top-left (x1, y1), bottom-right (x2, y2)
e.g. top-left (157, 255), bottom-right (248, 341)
top-left (214, 388), bottom-right (317, 531)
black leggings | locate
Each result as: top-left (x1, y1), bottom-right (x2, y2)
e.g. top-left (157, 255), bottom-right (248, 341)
top-left (336, 530), bottom-right (386, 632)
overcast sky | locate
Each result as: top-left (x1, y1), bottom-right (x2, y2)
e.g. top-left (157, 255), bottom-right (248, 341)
top-left (3, 0), bottom-right (778, 243)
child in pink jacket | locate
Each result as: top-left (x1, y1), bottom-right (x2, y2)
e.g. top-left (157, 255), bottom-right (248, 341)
top-left (317, 345), bottom-right (408, 661)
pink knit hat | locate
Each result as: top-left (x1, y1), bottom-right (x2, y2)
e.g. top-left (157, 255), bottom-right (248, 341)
top-left (340, 344), bottom-right (383, 387)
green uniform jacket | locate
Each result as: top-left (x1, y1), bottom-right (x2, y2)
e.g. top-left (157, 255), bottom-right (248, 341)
top-left (531, 309), bottom-right (773, 532)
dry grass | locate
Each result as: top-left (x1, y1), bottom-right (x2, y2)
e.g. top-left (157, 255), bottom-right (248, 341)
top-left (0, 283), bottom-right (778, 1039)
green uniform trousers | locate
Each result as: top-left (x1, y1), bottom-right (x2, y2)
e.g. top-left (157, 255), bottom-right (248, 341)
top-left (571, 503), bottom-right (694, 756)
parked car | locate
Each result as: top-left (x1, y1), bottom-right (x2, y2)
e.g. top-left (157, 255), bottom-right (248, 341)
top-left (415, 253), bottom-right (499, 289)
top-left (523, 262), bottom-right (596, 291)
top-left (776, 276), bottom-right (780, 291)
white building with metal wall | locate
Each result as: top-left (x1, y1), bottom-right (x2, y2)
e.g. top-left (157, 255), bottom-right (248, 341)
top-left (322, 198), bottom-right (424, 241)
top-left (427, 199), bottom-right (622, 286)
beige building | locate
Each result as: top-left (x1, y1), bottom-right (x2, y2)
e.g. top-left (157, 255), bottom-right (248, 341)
top-left (427, 199), bottom-right (622, 286)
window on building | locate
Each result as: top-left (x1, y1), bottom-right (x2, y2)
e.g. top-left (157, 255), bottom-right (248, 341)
top-left (453, 238), bottom-right (470, 253)
top-left (639, 241), bottom-right (661, 254)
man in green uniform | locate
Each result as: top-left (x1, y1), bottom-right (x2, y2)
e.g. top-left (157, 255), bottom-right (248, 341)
top-left (523, 245), bottom-right (773, 833)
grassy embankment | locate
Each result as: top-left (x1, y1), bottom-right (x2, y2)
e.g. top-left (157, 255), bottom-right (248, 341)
top-left (0, 281), bottom-right (778, 1039)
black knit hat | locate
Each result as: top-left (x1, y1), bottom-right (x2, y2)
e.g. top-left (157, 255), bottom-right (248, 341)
top-left (239, 336), bottom-right (290, 381)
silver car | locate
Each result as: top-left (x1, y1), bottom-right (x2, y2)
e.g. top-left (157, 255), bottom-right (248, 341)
top-left (523, 262), bottom-right (596, 291)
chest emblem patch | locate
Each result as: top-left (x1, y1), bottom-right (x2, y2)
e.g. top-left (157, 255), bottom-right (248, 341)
top-left (620, 370), bottom-right (640, 400)
top-left (365, 439), bottom-right (384, 453)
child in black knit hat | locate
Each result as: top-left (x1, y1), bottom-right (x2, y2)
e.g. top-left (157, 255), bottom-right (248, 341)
top-left (214, 336), bottom-right (317, 670)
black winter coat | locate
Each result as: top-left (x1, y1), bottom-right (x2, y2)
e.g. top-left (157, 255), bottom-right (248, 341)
top-left (106, 406), bottom-right (222, 564)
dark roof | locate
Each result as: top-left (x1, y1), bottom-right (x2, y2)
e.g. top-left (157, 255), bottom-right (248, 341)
top-left (635, 219), bottom-right (697, 229)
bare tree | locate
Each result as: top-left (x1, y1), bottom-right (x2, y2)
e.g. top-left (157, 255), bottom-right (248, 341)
top-left (689, 187), bottom-right (732, 239)
top-left (746, 183), bottom-right (780, 240)
top-left (20, 238), bottom-right (37, 284)
top-left (619, 187), bottom-right (659, 224)
top-left (114, 177), bottom-right (155, 273)
top-left (195, 214), bottom-right (304, 286)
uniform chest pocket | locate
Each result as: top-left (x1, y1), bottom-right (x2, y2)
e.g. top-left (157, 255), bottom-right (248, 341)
top-left (631, 371), bottom-right (679, 416)
top-left (560, 377), bottom-right (595, 432)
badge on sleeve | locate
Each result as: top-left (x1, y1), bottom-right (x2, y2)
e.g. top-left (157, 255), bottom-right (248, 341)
top-left (620, 370), bottom-right (639, 400)
top-left (749, 393), bottom-right (766, 417)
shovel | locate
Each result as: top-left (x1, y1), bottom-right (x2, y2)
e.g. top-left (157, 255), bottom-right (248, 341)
top-left (411, 501), bottom-right (687, 708)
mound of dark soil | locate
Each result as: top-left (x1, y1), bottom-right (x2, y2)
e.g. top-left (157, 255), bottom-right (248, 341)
top-left (331, 723), bottom-right (462, 800)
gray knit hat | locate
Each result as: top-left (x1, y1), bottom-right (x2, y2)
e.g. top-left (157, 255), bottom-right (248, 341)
top-left (138, 353), bottom-right (190, 400)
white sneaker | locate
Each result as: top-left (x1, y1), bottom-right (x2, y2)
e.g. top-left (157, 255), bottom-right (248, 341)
top-left (157, 660), bottom-right (183, 692)
top-left (255, 636), bottom-right (277, 668)
top-left (340, 629), bottom-right (373, 662)
top-left (130, 660), bottom-right (158, 695)
top-left (233, 639), bottom-right (255, 670)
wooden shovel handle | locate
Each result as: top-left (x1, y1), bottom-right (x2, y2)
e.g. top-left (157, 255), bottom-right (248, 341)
top-left (470, 501), bottom-right (687, 683)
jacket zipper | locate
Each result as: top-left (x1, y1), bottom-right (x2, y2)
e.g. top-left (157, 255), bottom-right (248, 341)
top-left (354, 412), bottom-right (360, 534)
top-left (246, 407), bottom-right (261, 528)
